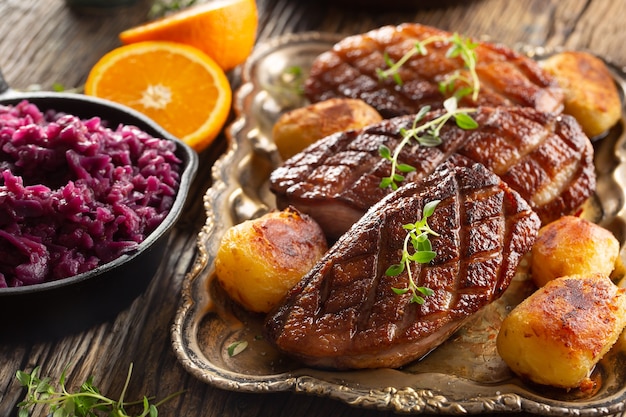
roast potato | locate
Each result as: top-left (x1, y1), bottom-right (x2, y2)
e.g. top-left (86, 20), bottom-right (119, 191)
top-left (541, 51), bottom-right (621, 138)
top-left (215, 207), bottom-right (327, 313)
top-left (531, 215), bottom-right (619, 287)
top-left (272, 98), bottom-right (382, 160)
top-left (496, 273), bottom-right (626, 390)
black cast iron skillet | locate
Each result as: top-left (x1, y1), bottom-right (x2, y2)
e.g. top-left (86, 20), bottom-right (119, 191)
top-left (0, 70), bottom-right (199, 340)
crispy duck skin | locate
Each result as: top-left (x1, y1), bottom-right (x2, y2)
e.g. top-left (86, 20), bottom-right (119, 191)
top-left (269, 106), bottom-right (595, 240)
top-left (304, 23), bottom-right (564, 118)
top-left (264, 155), bottom-right (541, 369)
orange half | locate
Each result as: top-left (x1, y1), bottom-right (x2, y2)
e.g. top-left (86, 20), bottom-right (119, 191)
top-left (119, 0), bottom-right (258, 72)
top-left (85, 41), bottom-right (232, 152)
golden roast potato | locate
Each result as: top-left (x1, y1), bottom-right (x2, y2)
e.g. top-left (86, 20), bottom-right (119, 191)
top-left (215, 207), bottom-right (328, 313)
top-left (541, 51), bottom-right (621, 138)
top-left (497, 273), bottom-right (626, 390)
top-left (272, 97), bottom-right (382, 160)
top-left (531, 215), bottom-right (619, 287)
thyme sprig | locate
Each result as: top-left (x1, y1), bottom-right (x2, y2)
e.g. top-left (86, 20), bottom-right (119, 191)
top-left (227, 341), bottom-right (248, 357)
top-left (386, 200), bottom-right (440, 304)
top-left (379, 102), bottom-right (474, 302)
top-left (377, 32), bottom-right (481, 191)
top-left (379, 97), bottom-right (478, 190)
top-left (438, 33), bottom-right (480, 101)
top-left (16, 364), bottom-right (183, 417)
top-left (376, 35), bottom-right (448, 86)
top-left (377, 32), bottom-right (481, 304)
top-left (376, 32), bottom-right (480, 101)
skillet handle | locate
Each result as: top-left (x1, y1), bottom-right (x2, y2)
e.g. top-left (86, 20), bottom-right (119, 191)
top-left (0, 68), bottom-right (10, 96)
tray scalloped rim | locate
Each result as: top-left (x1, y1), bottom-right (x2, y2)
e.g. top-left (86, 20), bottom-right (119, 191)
top-left (171, 31), bottom-right (626, 416)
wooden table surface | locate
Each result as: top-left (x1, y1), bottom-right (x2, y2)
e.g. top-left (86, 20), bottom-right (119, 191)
top-left (2, 0), bottom-right (626, 416)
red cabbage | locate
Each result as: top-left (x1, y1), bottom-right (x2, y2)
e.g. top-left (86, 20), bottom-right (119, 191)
top-left (0, 100), bottom-right (182, 287)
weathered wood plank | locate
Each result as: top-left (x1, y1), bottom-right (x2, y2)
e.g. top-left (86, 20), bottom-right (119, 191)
top-left (2, 1), bottom-right (626, 416)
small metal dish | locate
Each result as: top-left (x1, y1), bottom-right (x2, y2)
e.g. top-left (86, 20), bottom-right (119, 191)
top-left (0, 70), bottom-right (198, 340)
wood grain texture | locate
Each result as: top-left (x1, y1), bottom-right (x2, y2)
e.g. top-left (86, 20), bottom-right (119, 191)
top-left (1, 0), bottom-right (625, 416)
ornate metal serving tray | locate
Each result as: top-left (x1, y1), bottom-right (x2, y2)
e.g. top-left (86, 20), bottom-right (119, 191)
top-left (172, 31), bottom-right (626, 415)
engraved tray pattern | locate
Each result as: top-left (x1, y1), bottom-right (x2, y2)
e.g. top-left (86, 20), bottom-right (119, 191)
top-left (172, 32), bottom-right (626, 415)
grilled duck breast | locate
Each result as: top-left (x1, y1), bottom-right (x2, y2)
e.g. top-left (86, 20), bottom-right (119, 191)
top-left (304, 23), bottom-right (564, 118)
top-left (269, 106), bottom-right (595, 240)
top-left (265, 154), bottom-right (540, 369)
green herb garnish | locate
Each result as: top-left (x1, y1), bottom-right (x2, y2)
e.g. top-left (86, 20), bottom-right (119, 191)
top-left (227, 341), bottom-right (248, 357)
top-left (379, 97), bottom-right (478, 190)
top-left (262, 66), bottom-right (308, 109)
top-left (386, 199), bottom-right (440, 304)
top-left (377, 32), bottom-right (481, 191)
top-left (376, 32), bottom-right (480, 101)
top-left (282, 66), bottom-right (305, 93)
top-left (16, 364), bottom-right (182, 417)
top-left (272, 65), bottom-right (306, 99)
top-left (438, 33), bottom-right (480, 101)
top-left (377, 33), bottom-right (481, 304)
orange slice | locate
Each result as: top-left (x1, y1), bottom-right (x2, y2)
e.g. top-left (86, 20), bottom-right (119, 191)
top-left (84, 41), bottom-right (232, 152)
top-left (119, 0), bottom-right (258, 72)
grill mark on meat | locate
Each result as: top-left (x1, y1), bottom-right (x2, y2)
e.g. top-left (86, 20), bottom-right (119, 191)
top-left (270, 114), bottom-right (465, 238)
top-left (270, 106), bottom-right (595, 239)
top-left (304, 23), bottom-right (564, 117)
top-left (361, 211), bottom-right (389, 335)
top-left (265, 155), bottom-right (540, 369)
top-left (431, 164), bottom-right (506, 316)
top-left (466, 107), bottom-right (553, 173)
top-left (472, 110), bottom-right (595, 222)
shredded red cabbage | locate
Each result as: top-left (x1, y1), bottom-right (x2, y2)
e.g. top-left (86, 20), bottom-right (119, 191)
top-left (0, 100), bottom-right (182, 288)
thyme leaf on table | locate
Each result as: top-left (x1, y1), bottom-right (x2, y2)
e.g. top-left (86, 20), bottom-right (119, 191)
top-left (16, 363), bottom-right (183, 417)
